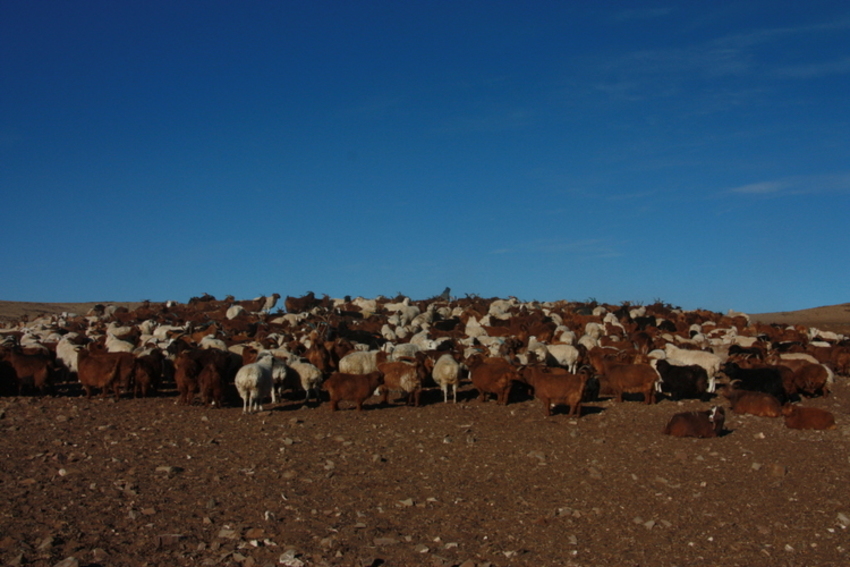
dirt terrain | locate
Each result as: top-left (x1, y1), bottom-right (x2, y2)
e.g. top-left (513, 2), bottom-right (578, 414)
top-left (1, 301), bottom-right (849, 567)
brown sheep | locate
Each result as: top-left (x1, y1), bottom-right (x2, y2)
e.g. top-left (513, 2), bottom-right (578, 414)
top-left (662, 406), bottom-right (725, 438)
top-left (782, 405), bottom-right (836, 430)
top-left (322, 370), bottom-right (384, 411)
top-left (520, 365), bottom-right (590, 417)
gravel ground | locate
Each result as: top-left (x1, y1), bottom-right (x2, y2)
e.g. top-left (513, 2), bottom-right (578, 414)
top-left (1, 377), bottom-right (849, 567)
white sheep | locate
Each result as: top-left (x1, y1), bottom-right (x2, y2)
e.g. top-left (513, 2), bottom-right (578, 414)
top-left (285, 358), bottom-right (323, 402)
top-left (464, 315), bottom-right (487, 338)
top-left (262, 293), bottom-right (281, 313)
top-left (585, 322), bottom-right (605, 340)
top-left (488, 298), bottom-right (517, 320)
top-left (106, 332), bottom-right (135, 353)
top-left (431, 354), bottom-right (461, 403)
top-left (56, 335), bottom-right (83, 376)
top-left (200, 335), bottom-right (229, 351)
top-left (338, 350), bottom-right (380, 374)
top-left (226, 305), bottom-right (246, 320)
top-left (663, 343), bottom-right (723, 379)
top-left (577, 334), bottom-right (598, 351)
top-left (153, 324), bottom-right (185, 340)
top-left (235, 352), bottom-right (279, 413)
top-left (545, 344), bottom-right (580, 373)
top-left (390, 342), bottom-right (422, 360)
top-left (381, 324), bottom-right (398, 342)
top-left (397, 304), bottom-right (421, 326)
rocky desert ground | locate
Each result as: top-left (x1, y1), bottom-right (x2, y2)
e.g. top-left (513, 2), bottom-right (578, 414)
top-left (0, 298), bottom-right (848, 567)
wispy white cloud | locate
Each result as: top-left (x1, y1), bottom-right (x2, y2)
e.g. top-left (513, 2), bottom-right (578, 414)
top-left (587, 13), bottom-right (850, 102)
top-left (726, 173), bottom-right (850, 197)
top-left (729, 181), bottom-right (785, 194)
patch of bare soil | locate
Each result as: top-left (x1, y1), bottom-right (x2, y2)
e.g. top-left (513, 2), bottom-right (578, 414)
top-left (1, 301), bottom-right (849, 566)
top-left (1, 378), bottom-right (849, 567)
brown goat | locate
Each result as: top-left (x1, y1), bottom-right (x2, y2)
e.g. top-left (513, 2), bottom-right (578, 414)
top-left (322, 370), bottom-right (384, 411)
top-left (662, 406), bottom-right (725, 438)
top-left (598, 360), bottom-right (659, 404)
top-left (790, 363), bottom-right (831, 398)
top-left (466, 355), bottom-right (519, 405)
top-left (520, 365), bottom-right (589, 416)
top-left (377, 357), bottom-right (427, 406)
top-left (0, 347), bottom-right (53, 395)
top-left (782, 404), bottom-right (836, 430)
top-left (723, 387), bottom-right (782, 417)
top-left (174, 351), bottom-right (201, 405)
top-left (77, 350), bottom-right (122, 399)
top-left (132, 350), bottom-right (164, 398)
top-left (198, 362), bottom-right (224, 407)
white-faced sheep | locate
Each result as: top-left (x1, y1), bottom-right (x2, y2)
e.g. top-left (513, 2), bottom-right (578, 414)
top-left (338, 350), bottom-right (380, 375)
top-left (105, 332), bottom-right (135, 353)
top-left (56, 334), bottom-right (84, 377)
top-left (663, 343), bottom-right (723, 380)
top-left (262, 293), bottom-right (281, 313)
top-left (235, 352), bottom-right (280, 413)
top-left (226, 305), bottom-right (247, 320)
top-left (431, 353), bottom-right (461, 403)
top-left (285, 358), bottom-right (324, 402)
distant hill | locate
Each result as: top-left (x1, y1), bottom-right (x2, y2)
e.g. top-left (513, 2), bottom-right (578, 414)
top-left (0, 301), bottom-right (144, 323)
top-left (749, 303), bottom-right (850, 334)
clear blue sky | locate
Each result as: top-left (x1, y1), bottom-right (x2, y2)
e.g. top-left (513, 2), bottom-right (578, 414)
top-left (2, 1), bottom-right (848, 313)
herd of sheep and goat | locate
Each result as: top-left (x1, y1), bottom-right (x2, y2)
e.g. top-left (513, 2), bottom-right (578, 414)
top-left (0, 291), bottom-right (843, 436)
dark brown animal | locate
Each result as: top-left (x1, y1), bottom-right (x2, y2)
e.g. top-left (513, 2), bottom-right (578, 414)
top-left (782, 405), bottom-right (836, 430)
top-left (662, 406), bottom-right (725, 438)
top-left (0, 347), bottom-right (53, 395)
top-left (77, 350), bottom-right (122, 399)
top-left (322, 370), bottom-right (384, 411)
top-left (520, 365), bottom-right (589, 416)
top-left (598, 360), bottom-right (659, 404)
top-left (198, 362), bottom-right (224, 407)
top-left (466, 355), bottom-right (519, 405)
top-left (132, 350), bottom-right (164, 397)
top-left (790, 363), bottom-right (831, 398)
top-left (723, 387), bottom-right (782, 417)
top-left (174, 351), bottom-right (201, 405)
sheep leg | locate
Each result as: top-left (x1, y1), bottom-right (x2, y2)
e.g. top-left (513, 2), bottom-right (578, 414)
top-left (541, 398), bottom-right (551, 416)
